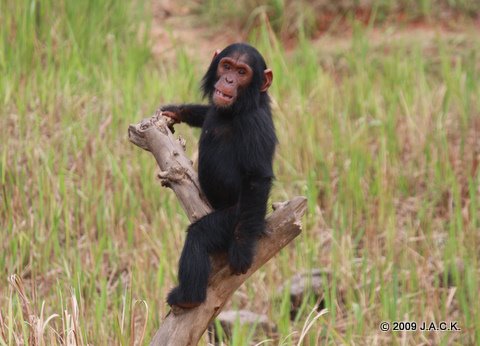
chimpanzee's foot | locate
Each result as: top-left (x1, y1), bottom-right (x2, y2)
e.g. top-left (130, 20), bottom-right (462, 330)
top-left (167, 286), bottom-right (203, 309)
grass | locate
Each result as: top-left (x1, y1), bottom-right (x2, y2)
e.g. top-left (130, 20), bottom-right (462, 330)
top-left (1, 0), bottom-right (479, 344)
top-left (197, 0), bottom-right (480, 40)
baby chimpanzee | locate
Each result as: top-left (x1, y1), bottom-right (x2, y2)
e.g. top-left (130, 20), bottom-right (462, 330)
top-left (161, 43), bottom-right (276, 308)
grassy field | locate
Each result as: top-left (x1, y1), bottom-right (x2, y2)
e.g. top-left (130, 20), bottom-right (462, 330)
top-left (1, 0), bottom-right (479, 345)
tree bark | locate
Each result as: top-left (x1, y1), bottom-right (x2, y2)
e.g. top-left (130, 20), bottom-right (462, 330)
top-left (128, 113), bottom-right (307, 346)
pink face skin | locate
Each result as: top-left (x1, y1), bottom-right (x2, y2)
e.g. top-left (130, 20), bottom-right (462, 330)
top-left (213, 56), bottom-right (253, 107)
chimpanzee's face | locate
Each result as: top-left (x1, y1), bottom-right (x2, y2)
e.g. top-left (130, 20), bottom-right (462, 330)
top-left (213, 54), bottom-right (253, 108)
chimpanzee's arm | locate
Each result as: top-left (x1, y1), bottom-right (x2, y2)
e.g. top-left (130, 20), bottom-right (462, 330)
top-left (161, 104), bottom-right (210, 128)
top-left (227, 174), bottom-right (272, 275)
top-left (237, 175), bottom-right (272, 237)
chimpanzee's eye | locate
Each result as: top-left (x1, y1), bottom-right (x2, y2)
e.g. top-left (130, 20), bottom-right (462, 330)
top-left (238, 68), bottom-right (246, 75)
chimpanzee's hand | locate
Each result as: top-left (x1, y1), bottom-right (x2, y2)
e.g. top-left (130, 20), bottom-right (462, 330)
top-left (159, 105), bottom-right (182, 123)
top-left (228, 239), bottom-right (254, 275)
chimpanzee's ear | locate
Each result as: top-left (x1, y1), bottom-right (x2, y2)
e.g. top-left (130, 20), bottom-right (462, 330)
top-left (260, 69), bottom-right (273, 92)
top-left (212, 49), bottom-right (220, 61)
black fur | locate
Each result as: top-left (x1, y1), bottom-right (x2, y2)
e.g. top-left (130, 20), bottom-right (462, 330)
top-left (162, 43), bottom-right (277, 307)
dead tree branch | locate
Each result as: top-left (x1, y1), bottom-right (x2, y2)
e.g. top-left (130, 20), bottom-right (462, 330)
top-left (128, 113), bottom-right (307, 346)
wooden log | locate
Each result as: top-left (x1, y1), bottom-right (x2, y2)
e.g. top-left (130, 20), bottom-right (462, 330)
top-left (128, 113), bottom-right (307, 346)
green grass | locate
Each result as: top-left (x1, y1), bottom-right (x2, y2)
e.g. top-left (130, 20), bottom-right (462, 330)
top-left (1, 0), bottom-right (479, 345)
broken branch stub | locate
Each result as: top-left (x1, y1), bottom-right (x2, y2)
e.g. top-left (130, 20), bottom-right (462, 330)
top-left (128, 113), bottom-right (212, 222)
top-left (128, 114), bottom-right (307, 346)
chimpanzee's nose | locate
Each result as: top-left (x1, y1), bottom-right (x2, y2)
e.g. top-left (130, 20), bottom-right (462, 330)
top-left (225, 76), bottom-right (233, 83)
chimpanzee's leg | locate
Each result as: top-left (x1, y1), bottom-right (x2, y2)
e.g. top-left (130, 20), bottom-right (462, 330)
top-left (167, 208), bottom-right (236, 308)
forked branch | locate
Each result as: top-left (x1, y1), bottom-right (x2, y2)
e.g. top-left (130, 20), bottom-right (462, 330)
top-left (128, 113), bottom-right (307, 346)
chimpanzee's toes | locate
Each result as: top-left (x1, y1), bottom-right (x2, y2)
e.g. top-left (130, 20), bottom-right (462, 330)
top-left (167, 287), bottom-right (202, 309)
top-left (166, 287), bottom-right (182, 306)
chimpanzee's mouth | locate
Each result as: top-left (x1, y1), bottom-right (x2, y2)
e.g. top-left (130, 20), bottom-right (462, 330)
top-left (215, 89), bottom-right (233, 100)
